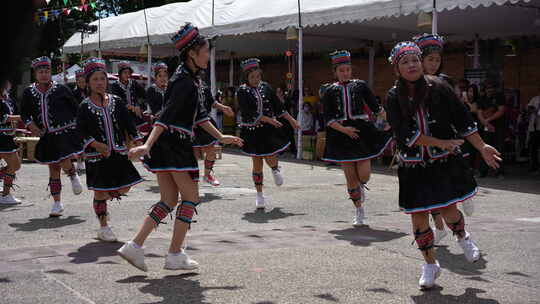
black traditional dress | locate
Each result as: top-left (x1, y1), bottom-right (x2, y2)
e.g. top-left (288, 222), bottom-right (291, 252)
top-left (142, 64), bottom-right (209, 179)
top-left (72, 86), bottom-right (86, 105)
top-left (193, 86), bottom-right (218, 148)
top-left (21, 82), bottom-right (83, 164)
top-left (110, 79), bottom-right (148, 130)
top-left (385, 76), bottom-right (478, 214)
top-left (145, 84), bottom-right (166, 116)
top-left (322, 79), bottom-right (392, 162)
top-left (76, 94), bottom-right (143, 191)
top-left (237, 82), bottom-right (290, 156)
top-left (0, 97), bottom-right (19, 154)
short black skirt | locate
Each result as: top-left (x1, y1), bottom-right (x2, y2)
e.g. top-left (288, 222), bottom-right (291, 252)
top-left (323, 119), bottom-right (392, 162)
top-left (193, 118), bottom-right (218, 148)
top-left (35, 128), bottom-right (83, 164)
top-left (142, 130), bottom-right (199, 175)
top-left (240, 124), bottom-right (290, 157)
top-left (398, 155), bottom-right (477, 214)
top-left (85, 152), bottom-right (142, 191)
top-left (0, 134), bottom-right (19, 154)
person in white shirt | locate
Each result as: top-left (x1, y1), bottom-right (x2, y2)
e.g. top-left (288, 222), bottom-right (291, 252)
top-left (528, 92), bottom-right (540, 173)
top-left (300, 102), bottom-right (314, 133)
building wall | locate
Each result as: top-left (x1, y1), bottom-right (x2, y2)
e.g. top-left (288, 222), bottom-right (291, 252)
top-left (216, 48), bottom-right (539, 107)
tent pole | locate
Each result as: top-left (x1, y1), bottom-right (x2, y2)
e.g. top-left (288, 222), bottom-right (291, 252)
top-left (211, 42), bottom-right (217, 96)
top-left (368, 45), bottom-right (375, 90)
top-left (142, 1), bottom-right (152, 88)
top-left (210, 41), bottom-right (218, 122)
top-left (296, 0), bottom-right (303, 160)
top-left (432, 0), bottom-right (438, 35)
top-left (98, 18), bottom-right (102, 58)
top-left (147, 44), bottom-right (152, 89)
top-left (473, 34), bottom-right (480, 69)
top-left (229, 53), bottom-right (234, 87)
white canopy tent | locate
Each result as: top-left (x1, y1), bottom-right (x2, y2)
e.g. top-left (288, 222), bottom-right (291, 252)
top-left (63, 0), bottom-right (535, 158)
top-left (64, 0), bottom-right (534, 58)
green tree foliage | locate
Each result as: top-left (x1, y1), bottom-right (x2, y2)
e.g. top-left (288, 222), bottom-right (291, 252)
top-left (35, 0), bottom-right (188, 70)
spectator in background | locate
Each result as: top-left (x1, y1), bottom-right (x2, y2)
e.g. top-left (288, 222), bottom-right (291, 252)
top-left (477, 79), bottom-right (506, 178)
top-left (462, 84), bottom-right (481, 171)
top-left (303, 87), bottom-right (317, 106)
top-left (456, 78), bottom-right (470, 98)
top-left (222, 87), bottom-right (237, 134)
top-left (316, 84), bottom-right (331, 132)
top-left (527, 86), bottom-right (540, 174)
top-left (300, 102), bottom-right (314, 134)
top-left (215, 90), bottom-right (224, 130)
top-left (277, 87), bottom-right (296, 155)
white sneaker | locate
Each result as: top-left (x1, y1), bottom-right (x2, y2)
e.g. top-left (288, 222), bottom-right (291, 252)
top-left (272, 167), bottom-right (284, 186)
top-left (0, 194), bottom-right (22, 205)
top-left (118, 241), bottom-right (147, 272)
top-left (419, 262), bottom-right (441, 290)
top-left (97, 226), bottom-right (118, 242)
top-left (49, 201), bottom-right (64, 217)
top-left (255, 193), bottom-right (265, 209)
top-left (433, 228), bottom-right (448, 245)
top-left (458, 232), bottom-right (480, 263)
top-left (164, 250), bottom-right (199, 270)
top-left (462, 199), bottom-right (474, 216)
top-left (353, 206), bottom-right (365, 227)
top-left (69, 174), bottom-right (83, 195)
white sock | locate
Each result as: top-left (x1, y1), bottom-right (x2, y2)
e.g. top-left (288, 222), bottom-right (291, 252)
top-left (256, 192), bottom-right (264, 198)
top-left (131, 241), bottom-right (142, 249)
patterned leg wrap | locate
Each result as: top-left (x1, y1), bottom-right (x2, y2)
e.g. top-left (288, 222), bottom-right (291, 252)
top-left (3, 173), bottom-right (15, 194)
top-left (49, 178), bottom-right (62, 197)
top-left (348, 186), bottom-right (362, 203)
top-left (149, 201), bottom-right (174, 226)
top-left (176, 201), bottom-right (199, 224)
top-left (93, 199), bottom-right (108, 219)
top-left (252, 172), bottom-right (263, 186)
top-left (0, 166), bottom-right (6, 180)
top-left (204, 160), bottom-right (215, 171)
top-left (64, 167), bottom-right (77, 177)
top-left (446, 211), bottom-right (465, 237)
top-left (414, 228), bottom-right (435, 252)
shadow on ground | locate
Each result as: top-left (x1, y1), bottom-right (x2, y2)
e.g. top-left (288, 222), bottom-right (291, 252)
top-left (116, 273), bottom-right (242, 304)
top-left (436, 246), bottom-right (488, 276)
top-left (8, 216), bottom-right (85, 232)
top-left (328, 226), bottom-right (408, 247)
top-left (67, 241), bottom-right (123, 264)
top-left (411, 287), bottom-right (500, 304)
top-left (242, 208), bottom-right (306, 224)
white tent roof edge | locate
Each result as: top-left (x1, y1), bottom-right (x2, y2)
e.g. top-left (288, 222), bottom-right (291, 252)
top-left (63, 0), bottom-right (530, 55)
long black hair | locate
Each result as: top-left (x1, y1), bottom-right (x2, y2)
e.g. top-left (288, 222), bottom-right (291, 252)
top-left (395, 74), bottom-right (434, 121)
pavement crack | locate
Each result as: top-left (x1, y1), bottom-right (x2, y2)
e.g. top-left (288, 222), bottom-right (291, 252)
top-left (42, 269), bottom-right (97, 304)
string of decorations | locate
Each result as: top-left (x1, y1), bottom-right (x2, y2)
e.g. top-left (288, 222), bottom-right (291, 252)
top-left (35, 0), bottom-right (97, 24)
